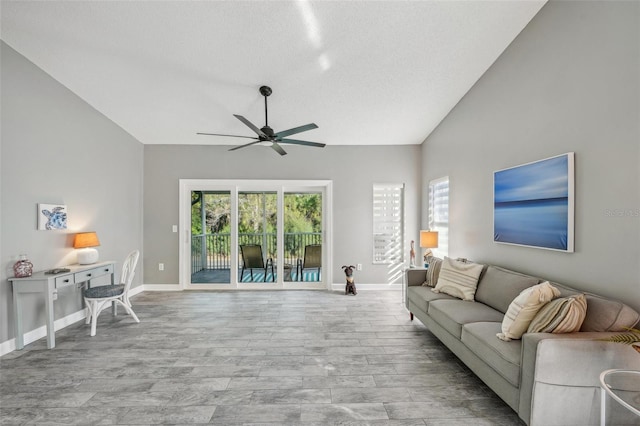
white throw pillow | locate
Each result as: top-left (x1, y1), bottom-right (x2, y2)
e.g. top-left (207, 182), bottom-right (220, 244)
top-left (497, 281), bottom-right (560, 341)
top-left (431, 257), bottom-right (484, 301)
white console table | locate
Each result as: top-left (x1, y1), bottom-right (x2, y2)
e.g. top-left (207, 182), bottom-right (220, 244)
top-left (9, 261), bottom-right (115, 350)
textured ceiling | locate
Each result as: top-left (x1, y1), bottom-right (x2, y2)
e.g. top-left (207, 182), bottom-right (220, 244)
top-left (1, 0), bottom-right (546, 146)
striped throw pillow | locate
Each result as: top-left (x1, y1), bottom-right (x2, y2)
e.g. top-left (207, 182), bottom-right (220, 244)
top-left (497, 281), bottom-right (560, 341)
top-left (528, 294), bottom-right (587, 334)
top-left (432, 257), bottom-right (483, 301)
top-left (422, 256), bottom-right (443, 287)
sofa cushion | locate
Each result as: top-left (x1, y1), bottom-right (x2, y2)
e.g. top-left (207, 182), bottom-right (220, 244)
top-left (408, 285), bottom-right (455, 313)
top-left (428, 299), bottom-right (505, 339)
top-left (461, 322), bottom-right (522, 387)
top-left (432, 257), bottom-right (484, 301)
top-left (474, 266), bottom-right (540, 314)
top-left (497, 282), bottom-right (560, 341)
top-left (550, 283), bottom-right (640, 332)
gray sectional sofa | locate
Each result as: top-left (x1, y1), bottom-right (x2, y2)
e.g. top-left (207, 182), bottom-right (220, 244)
top-left (405, 264), bottom-right (640, 426)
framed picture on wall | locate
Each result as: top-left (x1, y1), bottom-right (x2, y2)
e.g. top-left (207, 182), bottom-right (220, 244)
top-left (38, 203), bottom-right (67, 230)
top-left (493, 152), bottom-right (574, 252)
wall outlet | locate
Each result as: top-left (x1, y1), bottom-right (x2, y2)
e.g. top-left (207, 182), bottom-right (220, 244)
top-left (158, 263), bottom-right (164, 271)
top-left (357, 263), bottom-right (362, 271)
top-left (172, 225), bottom-right (178, 233)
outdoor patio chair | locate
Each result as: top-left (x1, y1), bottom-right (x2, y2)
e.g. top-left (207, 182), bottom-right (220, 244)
top-left (297, 244), bottom-right (321, 281)
top-left (83, 249), bottom-right (140, 337)
top-left (240, 244), bottom-right (274, 282)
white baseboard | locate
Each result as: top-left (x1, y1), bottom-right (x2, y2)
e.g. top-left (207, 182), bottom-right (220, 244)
top-left (330, 282), bottom-right (402, 291)
top-left (129, 284), bottom-right (145, 296)
top-left (142, 283), bottom-right (182, 291)
top-left (0, 308), bottom-right (87, 357)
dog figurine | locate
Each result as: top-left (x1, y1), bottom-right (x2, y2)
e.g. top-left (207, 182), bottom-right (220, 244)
top-left (342, 265), bottom-right (357, 295)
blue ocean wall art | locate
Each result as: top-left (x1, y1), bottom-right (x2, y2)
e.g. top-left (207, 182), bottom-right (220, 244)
top-left (494, 153), bottom-right (574, 252)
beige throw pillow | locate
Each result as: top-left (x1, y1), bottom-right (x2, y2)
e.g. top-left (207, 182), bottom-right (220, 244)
top-left (528, 294), bottom-right (587, 334)
top-left (421, 256), bottom-right (442, 287)
top-left (497, 281), bottom-right (560, 341)
top-left (431, 257), bottom-right (483, 301)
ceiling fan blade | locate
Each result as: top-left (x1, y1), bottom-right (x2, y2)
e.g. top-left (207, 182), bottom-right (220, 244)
top-left (197, 132), bottom-right (256, 139)
top-left (228, 139), bottom-right (262, 151)
top-left (280, 138), bottom-right (326, 148)
top-left (275, 123), bottom-right (318, 138)
top-left (270, 142), bottom-right (287, 156)
top-left (234, 114), bottom-right (268, 139)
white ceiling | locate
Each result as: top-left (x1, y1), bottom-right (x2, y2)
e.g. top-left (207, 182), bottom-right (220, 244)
top-left (1, 0), bottom-right (546, 147)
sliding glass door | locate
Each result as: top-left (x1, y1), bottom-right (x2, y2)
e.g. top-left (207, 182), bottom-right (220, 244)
top-left (180, 180), bottom-right (331, 290)
top-left (284, 192), bottom-right (322, 283)
top-left (190, 191), bottom-right (231, 284)
top-left (238, 191), bottom-right (277, 284)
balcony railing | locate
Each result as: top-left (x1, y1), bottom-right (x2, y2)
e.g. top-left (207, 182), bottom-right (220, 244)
top-left (191, 232), bottom-right (322, 274)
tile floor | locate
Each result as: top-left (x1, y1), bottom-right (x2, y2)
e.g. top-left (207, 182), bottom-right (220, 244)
top-left (0, 290), bottom-right (525, 425)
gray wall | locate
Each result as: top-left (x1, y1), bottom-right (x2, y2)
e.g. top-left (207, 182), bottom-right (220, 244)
top-left (421, 1), bottom-right (640, 311)
top-left (0, 42), bottom-right (144, 344)
top-left (144, 144), bottom-right (421, 285)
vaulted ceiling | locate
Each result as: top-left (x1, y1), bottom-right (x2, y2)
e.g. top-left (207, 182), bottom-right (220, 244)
top-left (1, 1), bottom-right (546, 147)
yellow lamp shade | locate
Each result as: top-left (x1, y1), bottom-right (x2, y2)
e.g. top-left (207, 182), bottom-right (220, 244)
top-left (73, 232), bottom-right (100, 248)
top-left (420, 230), bottom-right (438, 248)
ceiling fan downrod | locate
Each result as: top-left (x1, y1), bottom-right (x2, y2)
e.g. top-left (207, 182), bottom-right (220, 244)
top-left (260, 85), bottom-right (272, 128)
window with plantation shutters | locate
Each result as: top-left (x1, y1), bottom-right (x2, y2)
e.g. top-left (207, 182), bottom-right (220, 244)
top-left (428, 177), bottom-right (449, 257)
top-left (373, 183), bottom-right (405, 265)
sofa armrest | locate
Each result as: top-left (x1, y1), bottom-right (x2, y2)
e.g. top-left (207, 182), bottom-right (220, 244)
top-left (520, 332), bottom-right (640, 426)
top-left (406, 268), bottom-right (427, 287)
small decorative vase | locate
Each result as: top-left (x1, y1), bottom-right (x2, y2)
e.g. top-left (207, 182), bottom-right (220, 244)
top-left (13, 254), bottom-right (33, 278)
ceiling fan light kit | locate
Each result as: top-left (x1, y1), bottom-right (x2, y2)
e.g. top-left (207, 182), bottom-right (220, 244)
top-left (198, 85), bottom-right (325, 156)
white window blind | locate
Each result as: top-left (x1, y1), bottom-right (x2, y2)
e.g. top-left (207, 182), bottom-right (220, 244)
top-left (429, 177), bottom-right (449, 257)
top-left (373, 183), bottom-right (404, 264)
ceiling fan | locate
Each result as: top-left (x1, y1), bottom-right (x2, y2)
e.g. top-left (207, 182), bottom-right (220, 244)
top-left (198, 85), bottom-right (325, 156)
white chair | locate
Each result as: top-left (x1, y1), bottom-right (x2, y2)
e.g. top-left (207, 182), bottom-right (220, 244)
top-left (84, 250), bottom-right (140, 336)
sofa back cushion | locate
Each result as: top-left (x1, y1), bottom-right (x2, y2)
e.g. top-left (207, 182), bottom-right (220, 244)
top-left (474, 266), bottom-right (540, 314)
top-left (551, 282), bottom-right (639, 332)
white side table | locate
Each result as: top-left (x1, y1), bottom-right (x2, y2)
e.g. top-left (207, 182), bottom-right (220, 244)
top-left (599, 369), bottom-right (640, 426)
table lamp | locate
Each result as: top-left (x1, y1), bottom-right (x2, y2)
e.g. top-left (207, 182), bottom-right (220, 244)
top-left (420, 230), bottom-right (438, 267)
top-left (74, 231), bottom-right (100, 264)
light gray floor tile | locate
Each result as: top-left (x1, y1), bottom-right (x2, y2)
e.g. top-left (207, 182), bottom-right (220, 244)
top-left (259, 365), bottom-right (328, 377)
top-left (327, 364), bottom-right (399, 376)
top-left (374, 374), bottom-right (451, 388)
top-left (331, 387), bottom-right (412, 403)
top-left (250, 388), bottom-right (332, 404)
top-left (117, 405), bottom-right (216, 424)
top-left (211, 404), bottom-right (301, 424)
top-left (148, 377), bottom-right (231, 392)
top-left (384, 401), bottom-right (474, 420)
top-left (1, 290), bottom-right (524, 425)
top-left (300, 402), bottom-right (389, 422)
top-left (408, 385), bottom-right (490, 402)
top-left (303, 375), bottom-right (376, 389)
top-left (227, 376), bottom-right (303, 390)
top-left (335, 420), bottom-right (427, 426)
top-left (168, 390), bottom-right (253, 406)
top-left (0, 391), bottom-right (95, 408)
top-left (84, 391), bottom-right (174, 407)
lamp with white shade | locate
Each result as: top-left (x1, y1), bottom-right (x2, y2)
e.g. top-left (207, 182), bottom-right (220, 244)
top-left (74, 232), bottom-right (100, 265)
